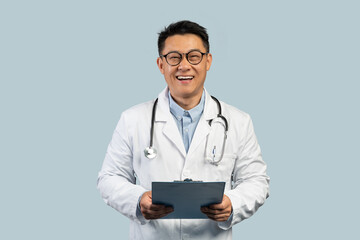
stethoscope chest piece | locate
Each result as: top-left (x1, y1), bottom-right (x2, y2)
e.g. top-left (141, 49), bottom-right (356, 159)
top-left (144, 146), bottom-right (157, 159)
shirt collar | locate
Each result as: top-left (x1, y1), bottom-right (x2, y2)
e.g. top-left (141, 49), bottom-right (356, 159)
top-left (169, 90), bottom-right (205, 121)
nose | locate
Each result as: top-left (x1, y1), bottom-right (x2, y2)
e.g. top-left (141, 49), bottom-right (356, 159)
top-left (177, 54), bottom-right (191, 71)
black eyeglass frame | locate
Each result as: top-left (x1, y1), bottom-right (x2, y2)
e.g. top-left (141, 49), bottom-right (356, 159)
top-left (160, 50), bottom-right (209, 66)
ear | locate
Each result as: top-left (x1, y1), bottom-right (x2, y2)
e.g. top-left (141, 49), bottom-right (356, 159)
top-left (206, 53), bottom-right (212, 71)
top-left (157, 57), bottom-right (165, 75)
top-left (205, 53), bottom-right (213, 71)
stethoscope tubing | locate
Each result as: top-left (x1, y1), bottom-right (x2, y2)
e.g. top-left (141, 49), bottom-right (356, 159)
top-left (144, 95), bottom-right (228, 162)
top-left (149, 98), bottom-right (158, 149)
top-left (209, 96), bottom-right (228, 131)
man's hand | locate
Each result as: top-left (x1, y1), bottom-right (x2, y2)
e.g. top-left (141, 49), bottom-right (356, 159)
top-left (140, 191), bottom-right (174, 219)
top-left (201, 194), bottom-right (232, 222)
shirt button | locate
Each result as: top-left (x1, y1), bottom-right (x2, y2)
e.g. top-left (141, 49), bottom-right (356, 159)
top-left (185, 128), bottom-right (189, 132)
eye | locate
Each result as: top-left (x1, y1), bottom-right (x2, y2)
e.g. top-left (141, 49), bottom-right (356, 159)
top-left (167, 53), bottom-right (181, 60)
top-left (188, 54), bottom-right (200, 60)
top-left (187, 51), bottom-right (202, 63)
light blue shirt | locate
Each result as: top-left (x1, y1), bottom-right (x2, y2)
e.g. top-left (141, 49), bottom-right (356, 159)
top-left (169, 90), bottom-right (205, 153)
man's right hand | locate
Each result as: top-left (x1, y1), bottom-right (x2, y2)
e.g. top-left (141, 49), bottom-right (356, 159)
top-left (140, 191), bottom-right (174, 219)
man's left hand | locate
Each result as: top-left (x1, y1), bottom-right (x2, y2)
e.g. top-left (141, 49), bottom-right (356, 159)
top-left (201, 194), bottom-right (232, 222)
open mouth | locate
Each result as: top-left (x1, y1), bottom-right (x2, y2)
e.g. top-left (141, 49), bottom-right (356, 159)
top-left (176, 76), bottom-right (194, 81)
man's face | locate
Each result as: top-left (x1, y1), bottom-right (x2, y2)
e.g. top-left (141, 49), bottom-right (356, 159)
top-left (157, 34), bottom-right (212, 104)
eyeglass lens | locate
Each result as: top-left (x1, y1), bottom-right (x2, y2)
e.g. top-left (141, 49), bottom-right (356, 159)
top-left (166, 51), bottom-right (204, 66)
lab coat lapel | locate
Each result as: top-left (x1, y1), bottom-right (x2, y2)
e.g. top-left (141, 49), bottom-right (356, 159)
top-left (187, 90), bottom-right (218, 157)
top-left (156, 88), bottom-right (186, 158)
top-left (187, 116), bottom-right (210, 156)
top-left (162, 118), bottom-right (186, 157)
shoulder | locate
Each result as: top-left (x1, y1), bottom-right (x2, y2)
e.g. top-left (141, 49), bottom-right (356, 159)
top-left (122, 100), bottom-right (155, 118)
top-left (216, 100), bottom-right (255, 136)
top-left (220, 100), bottom-right (251, 122)
top-left (115, 99), bottom-right (155, 130)
top-left (205, 89), bottom-right (250, 121)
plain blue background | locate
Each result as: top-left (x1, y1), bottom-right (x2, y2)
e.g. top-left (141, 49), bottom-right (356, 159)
top-left (1, 0), bottom-right (359, 239)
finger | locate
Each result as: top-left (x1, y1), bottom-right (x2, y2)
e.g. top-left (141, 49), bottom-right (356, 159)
top-left (207, 197), bottom-right (231, 210)
top-left (201, 206), bottom-right (230, 214)
top-left (143, 206), bottom-right (174, 219)
top-left (203, 212), bottom-right (231, 222)
top-left (207, 214), bottom-right (230, 222)
top-left (142, 205), bottom-right (173, 215)
top-left (148, 204), bottom-right (171, 211)
top-left (201, 206), bottom-right (212, 213)
top-left (207, 204), bottom-right (224, 211)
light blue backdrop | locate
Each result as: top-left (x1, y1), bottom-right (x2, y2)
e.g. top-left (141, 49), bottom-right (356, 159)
top-left (1, 0), bottom-right (359, 239)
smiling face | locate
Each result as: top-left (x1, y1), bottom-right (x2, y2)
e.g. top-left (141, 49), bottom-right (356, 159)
top-left (157, 34), bottom-right (212, 109)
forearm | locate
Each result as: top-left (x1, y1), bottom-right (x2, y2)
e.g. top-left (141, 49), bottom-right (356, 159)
top-left (217, 174), bottom-right (269, 230)
top-left (97, 172), bottom-right (147, 221)
top-left (228, 175), bottom-right (269, 219)
top-left (219, 115), bottom-right (270, 229)
top-left (97, 115), bottom-right (148, 222)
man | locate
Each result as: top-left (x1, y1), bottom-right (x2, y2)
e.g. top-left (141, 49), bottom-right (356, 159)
top-left (97, 20), bottom-right (269, 240)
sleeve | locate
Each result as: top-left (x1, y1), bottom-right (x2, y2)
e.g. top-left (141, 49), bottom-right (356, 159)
top-left (97, 112), bottom-right (148, 224)
top-left (218, 115), bottom-right (270, 230)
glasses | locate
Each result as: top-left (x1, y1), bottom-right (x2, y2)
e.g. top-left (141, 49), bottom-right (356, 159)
top-left (160, 50), bottom-right (208, 66)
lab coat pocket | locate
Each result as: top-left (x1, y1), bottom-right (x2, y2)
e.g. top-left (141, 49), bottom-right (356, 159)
top-left (207, 154), bottom-right (236, 188)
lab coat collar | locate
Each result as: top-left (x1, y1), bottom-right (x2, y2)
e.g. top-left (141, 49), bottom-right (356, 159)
top-left (203, 90), bottom-right (219, 121)
top-left (155, 87), bottom-right (171, 122)
top-left (155, 87), bottom-right (218, 157)
top-left (155, 87), bottom-right (218, 122)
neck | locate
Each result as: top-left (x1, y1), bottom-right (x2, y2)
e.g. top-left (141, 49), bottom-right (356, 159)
top-left (171, 94), bottom-right (202, 110)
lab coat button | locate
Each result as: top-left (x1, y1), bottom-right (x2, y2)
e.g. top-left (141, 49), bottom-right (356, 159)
top-left (183, 170), bottom-right (190, 177)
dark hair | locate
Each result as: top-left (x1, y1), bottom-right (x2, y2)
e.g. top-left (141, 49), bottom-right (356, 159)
top-left (157, 20), bottom-right (210, 56)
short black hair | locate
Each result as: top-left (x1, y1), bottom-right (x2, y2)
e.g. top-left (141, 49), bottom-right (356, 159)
top-left (157, 20), bottom-right (210, 56)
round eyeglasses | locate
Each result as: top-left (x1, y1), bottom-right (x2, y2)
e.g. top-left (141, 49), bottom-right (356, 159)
top-left (160, 50), bottom-right (208, 66)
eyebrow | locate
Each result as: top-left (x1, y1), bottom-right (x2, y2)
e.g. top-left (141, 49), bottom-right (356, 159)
top-left (187, 48), bottom-right (203, 52)
top-left (164, 48), bottom-right (204, 55)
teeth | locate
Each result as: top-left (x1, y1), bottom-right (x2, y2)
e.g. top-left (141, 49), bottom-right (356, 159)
top-left (177, 76), bottom-right (193, 80)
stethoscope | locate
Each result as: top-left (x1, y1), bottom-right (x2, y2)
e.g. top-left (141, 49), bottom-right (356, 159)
top-left (144, 96), bottom-right (228, 165)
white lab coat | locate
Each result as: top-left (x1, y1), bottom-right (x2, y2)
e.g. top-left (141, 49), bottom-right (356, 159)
top-left (97, 88), bottom-right (269, 240)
